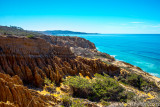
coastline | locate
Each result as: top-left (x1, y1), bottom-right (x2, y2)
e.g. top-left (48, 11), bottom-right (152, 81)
top-left (111, 54), bottom-right (160, 78)
top-left (64, 34), bottom-right (160, 79)
top-left (86, 47), bottom-right (160, 87)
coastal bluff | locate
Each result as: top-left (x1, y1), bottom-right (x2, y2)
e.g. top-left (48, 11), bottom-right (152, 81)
top-left (0, 35), bottom-right (159, 107)
top-left (0, 36), bottom-right (119, 87)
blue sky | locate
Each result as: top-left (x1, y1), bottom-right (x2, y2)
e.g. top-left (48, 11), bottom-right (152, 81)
top-left (0, 0), bottom-right (160, 33)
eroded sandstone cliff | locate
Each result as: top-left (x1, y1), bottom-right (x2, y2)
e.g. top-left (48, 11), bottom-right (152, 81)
top-left (0, 36), bottom-right (120, 88)
top-left (0, 73), bottom-right (58, 107)
top-left (40, 36), bottom-right (115, 61)
top-left (40, 36), bottom-right (96, 49)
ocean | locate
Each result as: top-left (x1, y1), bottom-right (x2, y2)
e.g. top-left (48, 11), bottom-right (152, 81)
top-left (58, 34), bottom-right (160, 78)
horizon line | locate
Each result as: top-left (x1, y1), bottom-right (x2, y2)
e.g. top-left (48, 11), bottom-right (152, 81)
top-left (1, 25), bottom-right (160, 35)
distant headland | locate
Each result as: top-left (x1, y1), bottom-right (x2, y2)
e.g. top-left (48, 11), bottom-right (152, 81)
top-left (37, 30), bottom-right (99, 35)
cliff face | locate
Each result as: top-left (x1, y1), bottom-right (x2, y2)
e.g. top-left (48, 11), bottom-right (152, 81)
top-left (40, 36), bottom-right (115, 60)
top-left (0, 36), bottom-right (120, 87)
top-left (40, 36), bottom-right (96, 49)
top-left (0, 73), bottom-right (58, 107)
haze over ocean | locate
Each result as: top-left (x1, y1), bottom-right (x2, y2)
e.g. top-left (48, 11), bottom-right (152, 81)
top-left (59, 34), bottom-right (160, 77)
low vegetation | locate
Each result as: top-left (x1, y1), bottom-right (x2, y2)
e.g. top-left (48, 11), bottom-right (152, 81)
top-left (118, 73), bottom-right (159, 92)
top-left (100, 100), bottom-right (110, 106)
top-left (61, 95), bottom-right (85, 107)
top-left (26, 34), bottom-right (35, 38)
top-left (42, 73), bottom-right (160, 106)
top-left (44, 77), bottom-right (56, 93)
top-left (61, 95), bottom-right (72, 107)
top-left (63, 73), bottom-right (129, 102)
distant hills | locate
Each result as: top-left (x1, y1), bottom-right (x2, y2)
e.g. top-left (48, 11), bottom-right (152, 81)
top-left (0, 25), bottom-right (44, 37)
top-left (37, 30), bottom-right (99, 35)
top-left (0, 25), bottom-right (98, 37)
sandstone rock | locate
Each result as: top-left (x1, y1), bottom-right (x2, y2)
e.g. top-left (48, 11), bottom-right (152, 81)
top-left (40, 36), bottom-right (96, 49)
top-left (0, 73), bottom-right (58, 107)
top-left (0, 101), bottom-right (15, 107)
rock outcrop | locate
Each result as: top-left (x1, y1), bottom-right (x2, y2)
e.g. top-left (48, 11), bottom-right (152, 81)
top-left (40, 36), bottom-right (96, 49)
top-left (0, 73), bottom-right (58, 107)
top-left (0, 36), bottom-right (120, 87)
top-left (39, 36), bottom-right (115, 60)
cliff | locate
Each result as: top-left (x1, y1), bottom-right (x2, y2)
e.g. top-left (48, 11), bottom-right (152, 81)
top-left (0, 36), bottom-right (119, 87)
top-left (40, 36), bottom-right (96, 49)
top-left (0, 73), bottom-right (58, 107)
top-left (40, 36), bottom-right (115, 60)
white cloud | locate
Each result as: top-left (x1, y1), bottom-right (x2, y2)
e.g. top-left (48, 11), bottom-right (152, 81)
top-left (130, 22), bottom-right (144, 24)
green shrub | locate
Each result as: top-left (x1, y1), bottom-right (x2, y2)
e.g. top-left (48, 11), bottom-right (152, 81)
top-left (63, 76), bottom-right (92, 98)
top-left (44, 77), bottom-right (55, 86)
top-left (61, 95), bottom-right (72, 107)
top-left (63, 73), bottom-right (127, 102)
top-left (127, 92), bottom-right (135, 100)
top-left (27, 34), bottom-right (34, 38)
top-left (63, 76), bottom-right (91, 89)
top-left (61, 95), bottom-right (85, 107)
top-left (127, 73), bottom-right (141, 88)
top-left (71, 99), bottom-right (85, 107)
top-left (91, 73), bottom-right (125, 101)
top-left (44, 78), bottom-right (56, 93)
top-left (119, 73), bottom-right (158, 92)
top-left (100, 99), bottom-right (110, 106)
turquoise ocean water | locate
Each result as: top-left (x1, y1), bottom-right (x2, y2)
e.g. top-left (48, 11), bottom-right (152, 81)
top-left (58, 34), bottom-right (160, 78)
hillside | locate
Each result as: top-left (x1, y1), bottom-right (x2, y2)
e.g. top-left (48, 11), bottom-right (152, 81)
top-left (0, 25), bottom-right (98, 36)
top-left (0, 26), bottom-right (159, 107)
top-left (0, 25), bottom-right (44, 37)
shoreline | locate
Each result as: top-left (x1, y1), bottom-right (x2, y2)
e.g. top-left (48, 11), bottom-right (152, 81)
top-left (92, 49), bottom-right (160, 83)
top-left (112, 55), bottom-right (160, 78)
top-left (76, 34), bottom-right (160, 79)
